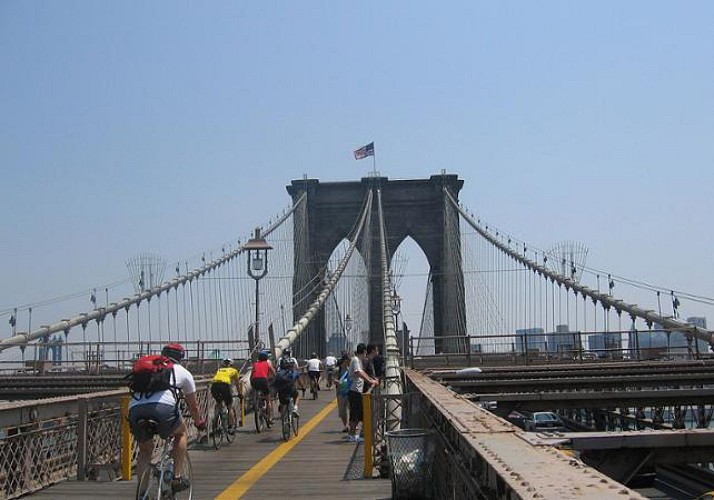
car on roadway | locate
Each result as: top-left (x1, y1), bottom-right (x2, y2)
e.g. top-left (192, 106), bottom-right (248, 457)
top-left (523, 411), bottom-right (566, 432)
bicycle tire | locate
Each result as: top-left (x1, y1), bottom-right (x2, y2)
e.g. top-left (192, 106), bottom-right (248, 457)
top-left (136, 465), bottom-right (160, 500)
top-left (211, 413), bottom-right (223, 450)
top-left (292, 412), bottom-right (299, 436)
top-left (281, 407), bottom-right (290, 441)
top-left (254, 397), bottom-right (265, 433)
top-left (173, 453), bottom-right (194, 500)
top-left (224, 411), bottom-right (235, 444)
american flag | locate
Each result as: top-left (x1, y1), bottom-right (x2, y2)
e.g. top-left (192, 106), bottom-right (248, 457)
top-left (353, 142), bottom-right (374, 160)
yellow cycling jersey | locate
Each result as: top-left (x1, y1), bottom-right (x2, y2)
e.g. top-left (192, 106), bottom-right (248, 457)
top-left (212, 367), bottom-right (239, 385)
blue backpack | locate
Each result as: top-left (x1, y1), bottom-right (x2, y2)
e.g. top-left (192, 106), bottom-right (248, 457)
top-left (337, 371), bottom-right (351, 396)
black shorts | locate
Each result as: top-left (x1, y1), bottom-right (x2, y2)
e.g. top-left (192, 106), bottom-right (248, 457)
top-left (211, 382), bottom-right (233, 406)
top-left (348, 390), bottom-right (363, 423)
top-left (128, 403), bottom-right (181, 442)
top-left (308, 370), bottom-right (321, 381)
top-left (277, 385), bottom-right (298, 404)
top-left (251, 377), bottom-right (270, 396)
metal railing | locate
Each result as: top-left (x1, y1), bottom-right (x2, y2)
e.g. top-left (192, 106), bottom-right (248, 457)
top-left (0, 339), bottom-right (250, 375)
top-left (0, 380), bottom-right (216, 499)
top-left (408, 329), bottom-right (713, 369)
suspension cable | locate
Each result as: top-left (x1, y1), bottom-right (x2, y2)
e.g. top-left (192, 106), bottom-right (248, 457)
top-left (445, 190), bottom-right (714, 347)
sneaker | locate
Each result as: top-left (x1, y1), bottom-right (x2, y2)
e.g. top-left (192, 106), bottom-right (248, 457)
top-left (171, 476), bottom-right (190, 493)
top-left (292, 406), bottom-right (300, 417)
top-left (347, 434), bottom-right (364, 443)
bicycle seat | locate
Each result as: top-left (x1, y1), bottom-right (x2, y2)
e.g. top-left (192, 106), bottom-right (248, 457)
top-left (136, 418), bottom-right (161, 434)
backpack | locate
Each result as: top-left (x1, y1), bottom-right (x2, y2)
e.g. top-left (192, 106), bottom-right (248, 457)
top-left (274, 367), bottom-right (296, 389)
top-left (337, 370), bottom-right (351, 396)
top-left (126, 354), bottom-right (176, 400)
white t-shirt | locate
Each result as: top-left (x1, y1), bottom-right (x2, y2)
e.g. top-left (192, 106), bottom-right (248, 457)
top-left (307, 358), bottom-right (321, 372)
top-left (129, 363), bottom-right (196, 408)
top-left (348, 355), bottom-right (364, 393)
top-left (325, 355), bottom-right (337, 368)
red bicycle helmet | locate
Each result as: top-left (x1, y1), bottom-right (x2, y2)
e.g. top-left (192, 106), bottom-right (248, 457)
top-left (161, 343), bottom-right (185, 363)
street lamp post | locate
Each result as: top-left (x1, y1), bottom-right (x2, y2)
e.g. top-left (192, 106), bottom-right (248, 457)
top-left (244, 228), bottom-right (273, 358)
top-left (344, 313), bottom-right (353, 352)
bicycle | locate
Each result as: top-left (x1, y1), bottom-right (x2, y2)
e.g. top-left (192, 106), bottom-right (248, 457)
top-left (210, 401), bottom-right (235, 449)
top-left (135, 419), bottom-right (193, 500)
top-left (326, 367), bottom-right (335, 389)
top-left (309, 374), bottom-right (319, 400)
top-left (279, 395), bottom-right (299, 441)
top-left (254, 390), bottom-right (272, 433)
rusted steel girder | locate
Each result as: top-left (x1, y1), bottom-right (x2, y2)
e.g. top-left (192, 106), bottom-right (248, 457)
top-left (407, 369), bottom-right (645, 499)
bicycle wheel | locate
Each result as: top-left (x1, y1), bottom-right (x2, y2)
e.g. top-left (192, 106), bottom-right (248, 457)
top-left (224, 412), bottom-right (235, 444)
top-left (281, 407), bottom-right (290, 441)
top-left (292, 411), bottom-right (299, 437)
top-left (173, 453), bottom-right (194, 500)
top-left (136, 465), bottom-right (160, 500)
top-left (254, 397), bottom-right (265, 433)
top-left (211, 413), bottom-right (223, 450)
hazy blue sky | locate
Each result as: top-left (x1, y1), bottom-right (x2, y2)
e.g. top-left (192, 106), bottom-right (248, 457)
top-left (2, 2), bottom-right (713, 333)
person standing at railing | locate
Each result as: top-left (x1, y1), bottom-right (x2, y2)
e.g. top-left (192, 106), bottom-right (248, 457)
top-left (362, 344), bottom-right (379, 393)
top-left (347, 343), bottom-right (378, 442)
top-left (335, 353), bottom-right (351, 432)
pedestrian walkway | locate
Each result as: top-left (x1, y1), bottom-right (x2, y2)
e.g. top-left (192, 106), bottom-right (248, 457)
top-left (27, 392), bottom-right (391, 499)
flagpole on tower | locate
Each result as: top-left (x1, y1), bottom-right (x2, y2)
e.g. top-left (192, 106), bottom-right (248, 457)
top-left (372, 143), bottom-right (377, 177)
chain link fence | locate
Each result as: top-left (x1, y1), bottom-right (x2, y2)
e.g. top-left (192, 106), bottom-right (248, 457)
top-left (0, 380), bottom-right (214, 499)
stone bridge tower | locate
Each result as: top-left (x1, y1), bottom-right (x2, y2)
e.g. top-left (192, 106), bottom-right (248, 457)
top-left (286, 174), bottom-right (466, 357)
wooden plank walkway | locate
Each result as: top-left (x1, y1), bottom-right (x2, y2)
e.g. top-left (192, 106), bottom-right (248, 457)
top-left (27, 391), bottom-right (391, 499)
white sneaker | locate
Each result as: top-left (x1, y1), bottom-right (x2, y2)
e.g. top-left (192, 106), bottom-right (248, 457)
top-left (347, 434), bottom-right (364, 443)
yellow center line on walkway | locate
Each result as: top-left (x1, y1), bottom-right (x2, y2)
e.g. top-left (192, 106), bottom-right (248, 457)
top-left (215, 398), bottom-right (338, 500)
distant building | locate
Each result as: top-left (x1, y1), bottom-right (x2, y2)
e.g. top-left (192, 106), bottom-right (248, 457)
top-left (547, 324), bottom-right (579, 355)
top-left (515, 328), bottom-right (545, 354)
top-left (686, 317), bottom-right (710, 354)
top-left (326, 332), bottom-right (348, 355)
top-left (687, 316), bottom-right (707, 329)
top-left (588, 332), bottom-right (623, 358)
top-left (629, 320), bottom-right (708, 359)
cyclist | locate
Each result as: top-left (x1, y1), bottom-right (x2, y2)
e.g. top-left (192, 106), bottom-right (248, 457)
top-left (211, 358), bottom-right (240, 431)
top-left (275, 348), bottom-right (300, 416)
top-left (128, 343), bottom-right (206, 493)
top-left (324, 352), bottom-right (337, 388)
top-left (306, 352), bottom-right (322, 393)
top-left (250, 350), bottom-right (276, 422)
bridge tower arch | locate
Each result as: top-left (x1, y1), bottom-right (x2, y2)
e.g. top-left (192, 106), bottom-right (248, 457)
top-left (286, 174), bottom-right (466, 358)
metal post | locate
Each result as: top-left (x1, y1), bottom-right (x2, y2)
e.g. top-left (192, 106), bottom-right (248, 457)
top-left (267, 323), bottom-right (276, 361)
top-left (120, 396), bottom-right (132, 480)
top-left (467, 334), bottom-right (472, 366)
top-left (77, 398), bottom-right (88, 481)
top-left (363, 392), bottom-right (373, 478)
top-left (254, 278), bottom-right (260, 356)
